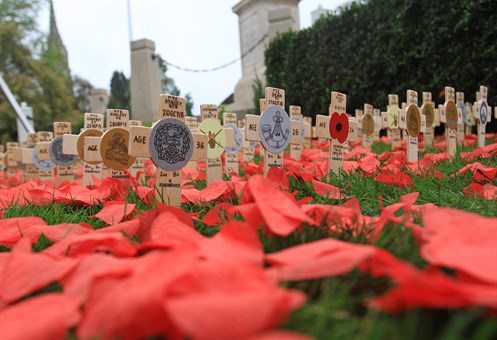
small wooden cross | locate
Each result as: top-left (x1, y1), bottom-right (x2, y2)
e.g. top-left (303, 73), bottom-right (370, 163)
top-left (99, 109), bottom-right (136, 187)
top-left (245, 87), bottom-right (301, 175)
top-left (289, 105), bottom-right (304, 160)
top-left (421, 92), bottom-right (435, 148)
top-left (302, 117), bottom-right (312, 148)
top-left (223, 112), bottom-right (243, 174)
top-left (399, 89), bottom-right (422, 162)
top-left (455, 92), bottom-right (467, 144)
top-left (197, 105), bottom-right (236, 184)
top-left (386, 94), bottom-right (401, 149)
top-left (475, 85), bottom-right (491, 147)
top-left (465, 102), bottom-right (475, 135)
top-left (50, 122), bottom-right (76, 185)
top-left (361, 104), bottom-right (375, 148)
top-left (442, 86), bottom-right (460, 158)
top-left (79, 113), bottom-right (104, 186)
top-left (128, 94), bottom-right (207, 206)
top-left (373, 108), bottom-right (381, 140)
top-left (316, 91), bottom-right (358, 175)
top-left (36, 131), bottom-right (55, 182)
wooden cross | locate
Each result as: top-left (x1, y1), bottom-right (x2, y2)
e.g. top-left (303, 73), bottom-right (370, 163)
top-left (5, 142), bottom-right (19, 177)
top-left (289, 105), bottom-right (304, 160)
top-left (98, 109), bottom-right (136, 187)
top-left (16, 133), bottom-right (39, 181)
top-left (80, 113), bottom-right (104, 186)
top-left (421, 92), bottom-right (435, 148)
top-left (50, 122), bottom-right (76, 185)
top-left (373, 108), bottom-right (381, 140)
top-left (387, 94), bottom-right (401, 149)
top-left (316, 91), bottom-right (358, 175)
top-left (197, 104), bottom-right (236, 184)
top-left (355, 109), bottom-right (363, 140)
top-left (245, 87), bottom-right (302, 175)
top-left (128, 120), bottom-right (145, 178)
top-left (456, 92), bottom-right (467, 144)
top-left (465, 102), bottom-right (475, 135)
top-left (36, 131), bottom-right (55, 182)
top-left (128, 94), bottom-right (207, 206)
top-left (399, 89), bottom-right (422, 162)
top-left (475, 85), bottom-right (491, 147)
top-left (361, 104), bottom-right (375, 148)
top-left (442, 86), bottom-right (460, 158)
top-left (302, 117), bottom-right (312, 148)
top-left (223, 112), bottom-right (243, 174)
top-left (238, 118), bottom-right (255, 162)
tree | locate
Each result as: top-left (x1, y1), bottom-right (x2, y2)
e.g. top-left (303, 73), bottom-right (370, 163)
top-left (73, 75), bottom-right (93, 113)
top-left (0, 0), bottom-right (80, 143)
top-left (158, 56), bottom-right (194, 116)
top-left (107, 71), bottom-right (130, 110)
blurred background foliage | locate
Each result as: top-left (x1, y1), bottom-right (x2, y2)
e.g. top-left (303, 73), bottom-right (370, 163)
top-left (265, 0), bottom-right (497, 128)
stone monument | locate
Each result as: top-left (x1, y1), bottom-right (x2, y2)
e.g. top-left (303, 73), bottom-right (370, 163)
top-left (90, 89), bottom-right (109, 115)
top-left (225, 0), bottom-right (300, 115)
top-left (130, 39), bottom-right (161, 122)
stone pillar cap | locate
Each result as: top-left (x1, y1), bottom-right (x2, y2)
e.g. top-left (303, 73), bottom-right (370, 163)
top-left (131, 39), bottom-right (155, 51)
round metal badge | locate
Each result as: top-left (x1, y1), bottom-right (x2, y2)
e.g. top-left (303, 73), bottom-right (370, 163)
top-left (198, 118), bottom-right (226, 159)
top-left (100, 128), bottom-right (137, 170)
top-left (445, 101), bottom-right (458, 130)
top-left (479, 101), bottom-right (488, 125)
top-left (259, 105), bottom-right (291, 154)
top-left (421, 103), bottom-right (435, 128)
top-left (33, 145), bottom-right (56, 171)
top-left (387, 105), bottom-right (399, 129)
top-left (224, 123), bottom-right (243, 155)
top-left (149, 118), bottom-right (193, 171)
top-left (362, 114), bottom-right (375, 136)
top-left (406, 105), bottom-right (421, 137)
top-left (456, 101), bottom-right (467, 124)
top-left (77, 129), bottom-right (103, 164)
top-left (49, 136), bottom-right (77, 166)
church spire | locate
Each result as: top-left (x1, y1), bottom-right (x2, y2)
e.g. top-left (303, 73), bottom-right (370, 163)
top-left (47, 0), bottom-right (70, 80)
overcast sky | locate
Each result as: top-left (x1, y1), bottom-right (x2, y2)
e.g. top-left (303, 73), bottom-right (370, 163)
top-left (39, 0), bottom-right (348, 116)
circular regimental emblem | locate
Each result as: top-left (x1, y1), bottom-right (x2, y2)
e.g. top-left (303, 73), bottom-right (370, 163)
top-left (329, 112), bottom-right (349, 144)
top-left (49, 136), bottom-right (77, 166)
top-left (149, 118), bottom-right (193, 171)
top-left (198, 119), bottom-right (226, 159)
top-left (456, 101), bottom-right (467, 124)
top-left (387, 105), bottom-right (399, 129)
top-left (100, 128), bottom-right (137, 170)
top-left (33, 145), bottom-right (56, 171)
top-left (406, 105), bottom-right (421, 137)
top-left (421, 103), bottom-right (435, 128)
top-left (259, 105), bottom-right (291, 154)
top-left (479, 100), bottom-right (488, 125)
top-left (290, 116), bottom-right (305, 142)
top-left (445, 101), bottom-right (458, 130)
top-left (224, 123), bottom-right (243, 155)
top-left (362, 114), bottom-right (375, 136)
top-left (77, 129), bottom-right (103, 164)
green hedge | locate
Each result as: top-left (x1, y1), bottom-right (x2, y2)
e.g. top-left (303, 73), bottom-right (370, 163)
top-left (265, 0), bottom-right (497, 124)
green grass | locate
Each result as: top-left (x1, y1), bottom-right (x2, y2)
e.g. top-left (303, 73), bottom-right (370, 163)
top-left (1, 138), bottom-right (496, 340)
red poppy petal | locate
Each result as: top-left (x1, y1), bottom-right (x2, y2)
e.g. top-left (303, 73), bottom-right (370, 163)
top-left (266, 238), bottom-right (377, 281)
top-left (0, 238), bottom-right (79, 303)
top-left (0, 293), bottom-right (80, 340)
top-left (420, 207), bottom-right (497, 284)
top-left (94, 201), bottom-right (136, 225)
